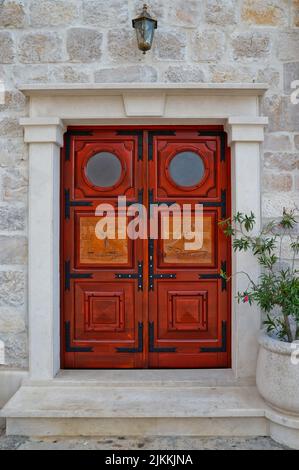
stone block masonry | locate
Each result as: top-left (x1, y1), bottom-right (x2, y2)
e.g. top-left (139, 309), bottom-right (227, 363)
top-left (0, 0), bottom-right (298, 370)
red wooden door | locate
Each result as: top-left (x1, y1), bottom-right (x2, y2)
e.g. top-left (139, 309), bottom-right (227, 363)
top-left (147, 129), bottom-right (230, 368)
top-left (61, 127), bottom-right (231, 369)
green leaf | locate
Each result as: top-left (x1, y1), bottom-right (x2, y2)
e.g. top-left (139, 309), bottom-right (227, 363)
top-left (280, 209), bottom-right (297, 229)
top-left (233, 238), bottom-right (250, 252)
top-left (244, 212), bottom-right (255, 232)
top-left (291, 242), bottom-right (299, 255)
top-left (258, 253), bottom-right (278, 269)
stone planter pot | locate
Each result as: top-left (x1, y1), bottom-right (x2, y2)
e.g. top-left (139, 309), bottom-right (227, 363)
top-left (256, 332), bottom-right (299, 415)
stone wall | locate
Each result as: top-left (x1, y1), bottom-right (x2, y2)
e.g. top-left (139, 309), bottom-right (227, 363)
top-left (0, 0), bottom-right (298, 370)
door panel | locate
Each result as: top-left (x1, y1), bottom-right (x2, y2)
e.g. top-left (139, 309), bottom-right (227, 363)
top-left (158, 281), bottom-right (218, 339)
top-left (159, 211), bottom-right (217, 267)
top-left (74, 282), bottom-right (134, 340)
top-left (147, 130), bottom-right (230, 368)
top-left (76, 212), bottom-right (131, 267)
top-left (75, 139), bottom-right (136, 199)
top-left (156, 140), bottom-right (217, 198)
top-left (62, 130), bottom-right (145, 369)
top-left (61, 127), bottom-right (231, 369)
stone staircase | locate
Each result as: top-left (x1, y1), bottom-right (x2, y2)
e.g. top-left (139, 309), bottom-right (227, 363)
top-left (1, 369), bottom-right (299, 449)
top-left (1, 369), bottom-right (269, 437)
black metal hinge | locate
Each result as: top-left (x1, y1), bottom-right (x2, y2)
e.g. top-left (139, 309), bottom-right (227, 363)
top-left (200, 189), bottom-right (227, 219)
top-left (116, 322), bottom-right (143, 353)
top-left (116, 130), bottom-right (143, 160)
top-left (65, 321), bottom-right (93, 353)
top-left (199, 261), bottom-right (227, 291)
top-left (148, 130), bottom-right (176, 161)
top-left (200, 320), bottom-right (227, 353)
top-left (197, 131), bottom-right (226, 162)
top-left (148, 239), bottom-right (176, 291)
top-left (65, 130), bottom-right (93, 161)
top-left (115, 261), bottom-right (143, 291)
top-left (149, 321), bottom-right (177, 353)
top-left (64, 189), bottom-right (92, 219)
top-left (64, 260), bottom-right (93, 291)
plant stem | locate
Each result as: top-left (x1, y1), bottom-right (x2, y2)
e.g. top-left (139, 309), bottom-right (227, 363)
top-left (291, 235), bottom-right (299, 274)
top-left (224, 270), bottom-right (257, 291)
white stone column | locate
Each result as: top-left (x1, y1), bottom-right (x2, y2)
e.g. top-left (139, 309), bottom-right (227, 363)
top-left (225, 117), bottom-right (268, 379)
top-left (20, 118), bottom-right (65, 380)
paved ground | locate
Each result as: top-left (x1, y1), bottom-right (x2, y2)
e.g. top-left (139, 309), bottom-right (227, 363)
top-left (0, 429), bottom-right (288, 450)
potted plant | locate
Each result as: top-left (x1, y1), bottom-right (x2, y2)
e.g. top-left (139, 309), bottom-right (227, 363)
top-left (220, 209), bottom-right (299, 414)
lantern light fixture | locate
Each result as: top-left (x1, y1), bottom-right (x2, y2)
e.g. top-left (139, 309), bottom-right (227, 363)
top-left (132, 4), bottom-right (157, 54)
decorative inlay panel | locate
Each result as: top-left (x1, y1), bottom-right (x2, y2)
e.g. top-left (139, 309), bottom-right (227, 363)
top-left (84, 291), bottom-right (125, 333)
top-left (79, 216), bottom-right (128, 265)
top-left (161, 213), bottom-right (215, 266)
top-left (168, 290), bottom-right (208, 332)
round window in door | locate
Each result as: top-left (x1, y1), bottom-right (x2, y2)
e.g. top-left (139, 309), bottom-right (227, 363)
top-left (85, 152), bottom-right (123, 189)
top-left (168, 151), bottom-right (205, 189)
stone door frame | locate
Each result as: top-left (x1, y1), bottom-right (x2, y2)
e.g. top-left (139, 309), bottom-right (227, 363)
top-left (19, 83), bottom-right (268, 381)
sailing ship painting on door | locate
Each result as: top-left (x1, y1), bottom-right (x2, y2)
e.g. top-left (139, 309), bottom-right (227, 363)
top-left (61, 127), bottom-right (231, 368)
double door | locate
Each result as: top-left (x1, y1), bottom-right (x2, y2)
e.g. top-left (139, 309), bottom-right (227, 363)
top-left (61, 127), bottom-right (231, 368)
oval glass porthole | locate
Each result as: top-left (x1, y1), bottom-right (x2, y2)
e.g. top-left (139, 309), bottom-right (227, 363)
top-left (168, 151), bottom-right (205, 188)
top-left (85, 152), bottom-right (122, 188)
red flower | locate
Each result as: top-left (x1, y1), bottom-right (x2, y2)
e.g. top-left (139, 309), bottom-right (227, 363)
top-left (243, 295), bottom-right (249, 303)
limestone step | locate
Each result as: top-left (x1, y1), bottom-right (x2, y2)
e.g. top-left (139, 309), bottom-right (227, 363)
top-left (3, 378), bottom-right (299, 449)
top-left (2, 384), bottom-right (265, 419)
top-left (27, 369), bottom-right (256, 388)
top-left (1, 381), bottom-right (270, 437)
